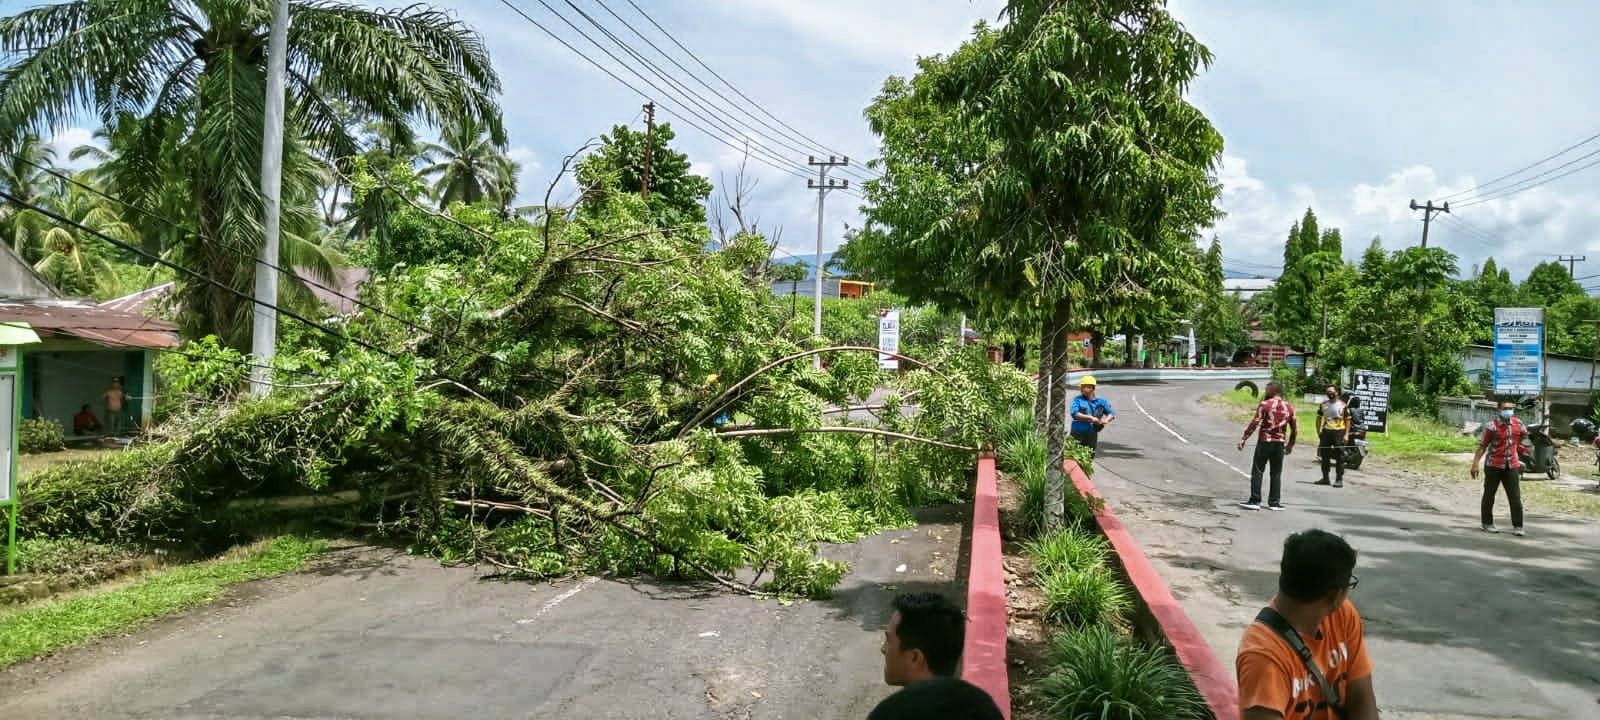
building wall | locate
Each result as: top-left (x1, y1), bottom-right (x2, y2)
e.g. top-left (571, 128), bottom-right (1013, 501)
top-left (771, 279), bottom-right (842, 299)
top-left (1459, 345), bottom-right (1597, 392)
top-left (23, 344), bottom-right (149, 434)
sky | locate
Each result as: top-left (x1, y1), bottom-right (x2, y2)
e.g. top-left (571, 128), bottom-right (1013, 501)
top-left (21, 0), bottom-right (1600, 289)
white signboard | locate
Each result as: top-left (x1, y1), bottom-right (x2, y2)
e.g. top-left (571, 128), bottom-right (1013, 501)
top-left (878, 309), bottom-right (900, 370)
top-left (1492, 307), bottom-right (1544, 396)
top-left (0, 373), bottom-right (13, 504)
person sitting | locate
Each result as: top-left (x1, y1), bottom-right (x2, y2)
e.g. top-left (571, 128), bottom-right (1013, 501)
top-left (73, 404), bottom-right (102, 435)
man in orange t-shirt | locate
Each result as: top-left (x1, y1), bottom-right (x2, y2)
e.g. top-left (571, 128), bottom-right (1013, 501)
top-left (1237, 529), bottom-right (1380, 720)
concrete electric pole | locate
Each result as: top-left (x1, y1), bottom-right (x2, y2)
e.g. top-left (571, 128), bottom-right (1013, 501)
top-left (1558, 254), bottom-right (1586, 277)
top-left (1408, 199), bottom-right (1450, 248)
top-left (250, 0), bottom-right (290, 396)
top-left (807, 155), bottom-right (849, 370)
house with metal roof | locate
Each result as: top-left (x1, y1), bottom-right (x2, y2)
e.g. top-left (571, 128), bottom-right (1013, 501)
top-left (0, 242), bottom-right (177, 437)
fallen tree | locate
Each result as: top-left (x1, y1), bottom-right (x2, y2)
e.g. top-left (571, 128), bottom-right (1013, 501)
top-left (19, 156), bottom-right (1030, 598)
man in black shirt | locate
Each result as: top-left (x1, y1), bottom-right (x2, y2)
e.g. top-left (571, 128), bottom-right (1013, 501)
top-left (869, 592), bottom-right (1004, 720)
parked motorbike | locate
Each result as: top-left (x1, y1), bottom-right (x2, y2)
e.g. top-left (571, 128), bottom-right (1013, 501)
top-left (1342, 424), bottom-right (1369, 470)
top-left (1516, 421), bottom-right (1561, 479)
top-left (1574, 418), bottom-right (1600, 476)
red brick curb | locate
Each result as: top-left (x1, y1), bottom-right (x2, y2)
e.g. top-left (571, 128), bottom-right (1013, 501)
top-left (961, 451), bottom-right (1011, 718)
top-left (1066, 459), bottom-right (1239, 718)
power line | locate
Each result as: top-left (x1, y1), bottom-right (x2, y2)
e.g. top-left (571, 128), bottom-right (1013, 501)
top-left (0, 187), bottom-right (417, 368)
top-left (497, 0), bottom-right (863, 198)
top-left (560, 0), bottom-right (827, 182)
top-left (617, 0), bottom-right (875, 182)
top-left (1453, 145), bottom-right (1600, 208)
top-left (1439, 128), bottom-right (1600, 201)
top-left (12, 157), bottom-right (434, 338)
top-left (585, 0), bottom-right (875, 182)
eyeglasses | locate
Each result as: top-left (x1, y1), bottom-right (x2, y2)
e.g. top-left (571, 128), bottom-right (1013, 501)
top-left (1346, 575), bottom-right (1360, 590)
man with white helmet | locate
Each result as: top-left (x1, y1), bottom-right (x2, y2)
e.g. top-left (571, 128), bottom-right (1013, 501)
top-left (1068, 375), bottom-right (1116, 457)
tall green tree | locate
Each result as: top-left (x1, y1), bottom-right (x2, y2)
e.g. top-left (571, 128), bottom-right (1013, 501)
top-left (1268, 208), bottom-right (1321, 349)
top-left (420, 114), bottom-right (511, 211)
top-left (1195, 237), bottom-right (1247, 361)
top-left (856, 0), bottom-right (1224, 529)
top-left (0, 132), bottom-right (61, 251)
top-left (1518, 260), bottom-right (1584, 309)
top-left (576, 123), bottom-right (711, 227)
top-left (0, 0), bottom-right (503, 349)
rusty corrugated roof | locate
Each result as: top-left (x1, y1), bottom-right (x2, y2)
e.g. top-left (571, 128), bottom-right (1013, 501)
top-left (0, 301), bottom-right (179, 349)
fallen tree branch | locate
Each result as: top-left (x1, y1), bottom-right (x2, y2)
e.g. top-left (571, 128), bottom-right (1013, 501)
top-left (451, 498), bottom-right (553, 519)
top-left (678, 346), bottom-right (951, 439)
top-left (714, 426), bottom-right (979, 452)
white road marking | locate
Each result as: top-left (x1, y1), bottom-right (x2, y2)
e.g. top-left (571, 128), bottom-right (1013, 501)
top-left (1132, 393), bottom-right (1189, 444)
top-left (1201, 450), bottom-right (1251, 478)
top-left (517, 576), bottom-right (599, 624)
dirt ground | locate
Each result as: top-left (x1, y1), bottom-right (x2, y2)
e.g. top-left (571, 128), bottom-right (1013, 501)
top-left (994, 471), bottom-right (1050, 720)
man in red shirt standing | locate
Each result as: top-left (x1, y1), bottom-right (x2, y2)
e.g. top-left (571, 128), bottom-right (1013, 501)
top-left (1237, 380), bottom-right (1299, 511)
top-left (1470, 399), bottom-right (1528, 536)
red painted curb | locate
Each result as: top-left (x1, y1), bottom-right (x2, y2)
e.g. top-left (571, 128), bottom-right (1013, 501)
top-left (1066, 459), bottom-right (1239, 719)
top-left (962, 453), bottom-right (1012, 718)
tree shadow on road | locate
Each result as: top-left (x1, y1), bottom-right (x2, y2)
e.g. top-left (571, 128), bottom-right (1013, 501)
top-left (815, 504), bottom-right (972, 635)
top-left (1166, 505), bottom-right (1600, 696)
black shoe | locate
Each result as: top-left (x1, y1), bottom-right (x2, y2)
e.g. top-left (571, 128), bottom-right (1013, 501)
top-left (1267, 503), bottom-right (1286, 511)
top-left (1237, 500), bottom-right (1262, 510)
top-left (1314, 479), bottom-right (1331, 486)
top-left (1334, 479), bottom-right (1344, 488)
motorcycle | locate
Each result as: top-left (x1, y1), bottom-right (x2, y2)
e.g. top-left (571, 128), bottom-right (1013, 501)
top-left (1342, 423), bottom-right (1369, 470)
top-left (1570, 418), bottom-right (1600, 476)
top-left (1513, 398), bottom-right (1560, 479)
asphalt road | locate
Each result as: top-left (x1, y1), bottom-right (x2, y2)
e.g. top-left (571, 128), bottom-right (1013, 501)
top-left (1087, 380), bottom-right (1600, 720)
top-left (0, 506), bottom-right (966, 719)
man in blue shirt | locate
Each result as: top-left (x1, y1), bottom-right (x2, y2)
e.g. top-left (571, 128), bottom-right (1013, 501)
top-left (1069, 374), bottom-right (1115, 456)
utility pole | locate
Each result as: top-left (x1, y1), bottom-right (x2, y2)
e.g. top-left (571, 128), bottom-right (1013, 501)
top-left (1406, 199), bottom-right (1451, 384)
top-left (1586, 319), bottom-right (1600, 393)
top-left (807, 155), bottom-right (849, 370)
top-left (640, 102), bottom-right (656, 201)
top-left (1408, 199), bottom-right (1450, 248)
top-left (250, 0), bottom-right (290, 397)
top-left (1559, 254), bottom-right (1586, 277)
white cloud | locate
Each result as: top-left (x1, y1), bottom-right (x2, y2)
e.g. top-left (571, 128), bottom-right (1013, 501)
top-left (701, 0), bottom-right (1005, 68)
top-left (1212, 155), bottom-right (1600, 282)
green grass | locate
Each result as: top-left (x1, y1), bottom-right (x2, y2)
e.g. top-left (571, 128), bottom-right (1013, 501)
top-left (1036, 623), bottom-right (1211, 720)
top-left (1212, 388), bottom-right (1476, 460)
top-left (0, 535), bottom-right (326, 667)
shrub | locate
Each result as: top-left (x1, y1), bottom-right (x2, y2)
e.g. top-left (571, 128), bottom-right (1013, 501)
top-left (1039, 565), bottom-right (1131, 628)
top-left (14, 537), bottom-right (140, 576)
top-left (1037, 623), bottom-right (1210, 720)
top-left (1026, 525), bottom-right (1110, 577)
top-left (19, 417), bottom-right (64, 454)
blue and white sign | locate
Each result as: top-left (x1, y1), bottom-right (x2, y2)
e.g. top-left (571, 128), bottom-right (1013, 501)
top-left (1492, 307), bottom-right (1544, 396)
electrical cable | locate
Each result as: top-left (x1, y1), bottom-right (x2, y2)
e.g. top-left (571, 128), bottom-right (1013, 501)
top-left (11, 157), bottom-right (435, 338)
top-left (607, 0), bottom-right (878, 182)
top-left (1438, 128), bottom-right (1600, 202)
top-left (1453, 146), bottom-right (1600, 208)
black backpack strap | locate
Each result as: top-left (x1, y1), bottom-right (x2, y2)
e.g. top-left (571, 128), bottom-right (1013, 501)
top-left (1254, 607), bottom-right (1344, 715)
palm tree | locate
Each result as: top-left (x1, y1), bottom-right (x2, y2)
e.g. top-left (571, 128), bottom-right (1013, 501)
top-left (420, 115), bottom-right (511, 210)
top-left (0, 0), bottom-right (503, 349)
top-left (10, 179), bottom-right (136, 297)
top-left (0, 133), bottom-right (62, 251)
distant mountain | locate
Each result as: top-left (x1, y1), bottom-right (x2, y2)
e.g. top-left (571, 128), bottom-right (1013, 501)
top-left (771, 251), bottom-right (833, 280)
top-left (1224, 269), bottom-right (1274, 280)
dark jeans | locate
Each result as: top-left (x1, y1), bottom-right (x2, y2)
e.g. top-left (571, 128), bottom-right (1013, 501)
top-left (1318, 429), bottom-right (1345, 481)
top-left (1481, 466), bottom-right (1525, 528)
top-left (1248, 440), bottom-right (1285, 505)
top-left (1070, 430), bottom-right (1098, 457)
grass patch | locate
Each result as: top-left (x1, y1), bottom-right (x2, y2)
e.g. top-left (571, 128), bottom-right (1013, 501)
top-left (18, 447), bottom-right (113, 479)
top-left (1211, 388), bottom-right (1475, 460)
top-left (0, 535), bottom-right (325, 667)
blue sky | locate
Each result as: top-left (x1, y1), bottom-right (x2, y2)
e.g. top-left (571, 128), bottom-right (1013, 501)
top-left (23, 0), bottom-right (1600, 288)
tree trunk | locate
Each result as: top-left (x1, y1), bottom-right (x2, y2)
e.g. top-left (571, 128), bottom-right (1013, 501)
top-left (1124, 328), bottom-right (1135, 366)
top-left (1090, 331), bottom-right (1104, 368)
top-left (1034, 310), bottom-right (1056, 435)
top-left (1043, 297), bottom-right (1072, 532)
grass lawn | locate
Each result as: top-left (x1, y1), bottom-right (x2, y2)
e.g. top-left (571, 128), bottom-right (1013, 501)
top-left (0, 535), bottom-right (326, 667)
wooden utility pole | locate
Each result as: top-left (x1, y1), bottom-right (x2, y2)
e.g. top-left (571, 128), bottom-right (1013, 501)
top-left (640, 102), bottom-right (656, 201)
top-left (1586, 319), bottom-right (1600, 393)
top-left (1559, 254), bottom-right (1586, 277)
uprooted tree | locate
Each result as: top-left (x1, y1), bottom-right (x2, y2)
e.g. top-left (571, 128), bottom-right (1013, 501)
top-left (20, 136), bottom-right (1030, 599)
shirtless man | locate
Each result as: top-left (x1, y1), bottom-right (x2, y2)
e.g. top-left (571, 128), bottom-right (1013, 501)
top-left (104, 376), bottom-right (126, 435)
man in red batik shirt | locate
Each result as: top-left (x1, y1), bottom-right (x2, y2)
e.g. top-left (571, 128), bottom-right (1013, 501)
top-left (1238, 380), bottom-right (1299, 511)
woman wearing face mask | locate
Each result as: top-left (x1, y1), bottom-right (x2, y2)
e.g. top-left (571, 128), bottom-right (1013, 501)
top-left (1469, 400), bottom-right (1528, 536)
top-left (1315, 386), bottom-right (1352, 487)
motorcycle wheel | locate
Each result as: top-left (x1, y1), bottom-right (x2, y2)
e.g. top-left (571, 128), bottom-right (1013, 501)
top-left (1344, 450), bottom-right (1363, 471)
top-left (1548, 458), bottom-right (1560, 480)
